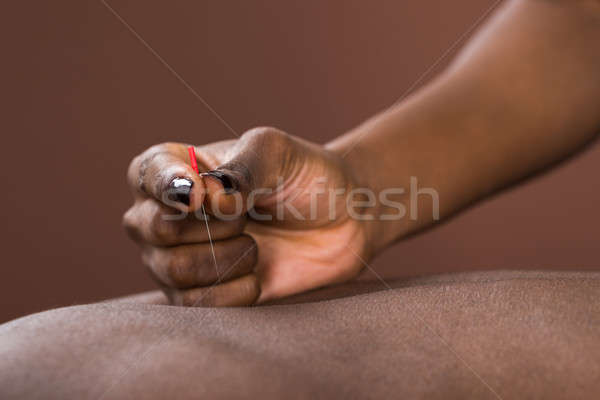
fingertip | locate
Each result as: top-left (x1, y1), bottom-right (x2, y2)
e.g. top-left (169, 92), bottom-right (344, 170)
top-left (212, 273), bottom-right (261, 307)
top-left (201, 171), bottom-right (244, 217)
top-left (187, 172), bottom-right (207, 213)
top-left (201, 170), bottom-right (238, 194)
top-left (167, 177), bottom-right (193, 206)
top-left (175, 274), bottom-right (261, 307)
top-left (163, 166), bottom-right (206, 213)
top-left (246, 273), bottom-right (262, 305)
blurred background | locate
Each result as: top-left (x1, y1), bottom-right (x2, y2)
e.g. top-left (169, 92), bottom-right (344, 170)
top-left (1, 0), bottom-right (599, 323)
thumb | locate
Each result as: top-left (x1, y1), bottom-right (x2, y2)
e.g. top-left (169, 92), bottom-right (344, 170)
top-left (200, 127), bottom-right (300, 217)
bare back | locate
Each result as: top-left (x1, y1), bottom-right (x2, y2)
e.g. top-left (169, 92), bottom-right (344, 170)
top-left (1, 270), bottom-right (599, 399)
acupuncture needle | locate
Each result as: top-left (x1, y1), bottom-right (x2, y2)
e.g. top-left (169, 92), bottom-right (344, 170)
top-left (188, 146), bottom-right (220, 281)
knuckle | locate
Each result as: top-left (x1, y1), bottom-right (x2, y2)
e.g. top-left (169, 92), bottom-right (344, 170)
top-left (242, 126), bottom-right (289, 148)
top-left (126, 154), bottom-right (143, 190)
top-left (240, 127), bottom-right (292, 172)
top-left (144, 142), bottom-right (183, 164)
top-left (122, 207), bottom-right (137, 229)
top-left (164, 251), bottom-right (192, 288)
top-left (242, 274), bottom-right (261, 303)
top-left (148, 211), bottom-right (180, 244)
top-left (122, 207), bottom-right (141, 241)
top-left (141, 250), bottom-right (152, 269)
top-left (128, 142), bottom-right (180, 193)
top-left (146, 142), bottom-right (174, 155)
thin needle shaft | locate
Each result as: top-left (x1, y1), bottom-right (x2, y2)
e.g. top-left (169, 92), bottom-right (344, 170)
top-left (188, 146), bottom-right (220, 280)
top-left (201, 203), bottom-right (220, 281)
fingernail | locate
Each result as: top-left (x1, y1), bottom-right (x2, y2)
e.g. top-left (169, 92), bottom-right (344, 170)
top-left (201, 170), bottom-right (238, 194)
top-left (167, 177), bottom-right (193, 206)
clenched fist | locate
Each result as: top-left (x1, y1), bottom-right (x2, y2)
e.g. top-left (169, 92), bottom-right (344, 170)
top-left (123, 127), bottom-right (371, 306)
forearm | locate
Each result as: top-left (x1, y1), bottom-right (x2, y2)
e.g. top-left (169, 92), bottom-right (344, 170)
top-left (328, 0), bottom-right (600, 253)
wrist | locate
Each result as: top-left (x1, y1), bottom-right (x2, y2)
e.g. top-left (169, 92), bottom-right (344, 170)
top-left (326, 103), bottom-right (451, 255)
top-left (326, 133), bottom-right (408, 258)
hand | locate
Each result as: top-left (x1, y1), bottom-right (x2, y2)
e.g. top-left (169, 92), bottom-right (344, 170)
top-left (123, 127), bottom-right (371, 306)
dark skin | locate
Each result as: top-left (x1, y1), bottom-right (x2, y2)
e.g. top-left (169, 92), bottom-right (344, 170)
top-left (2, 0), bottom-right (600, 398)
top-left (1, 271), bottom-right (599, 399)
top-left (123, 0), bottom-right (600, 305)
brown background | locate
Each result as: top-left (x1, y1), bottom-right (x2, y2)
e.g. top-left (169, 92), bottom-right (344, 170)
top-left (1, 0), bottom-right (599, 323)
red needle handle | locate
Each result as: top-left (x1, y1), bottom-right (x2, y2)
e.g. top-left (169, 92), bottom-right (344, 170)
top-left (188, 146), bottom-right (199, 174)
